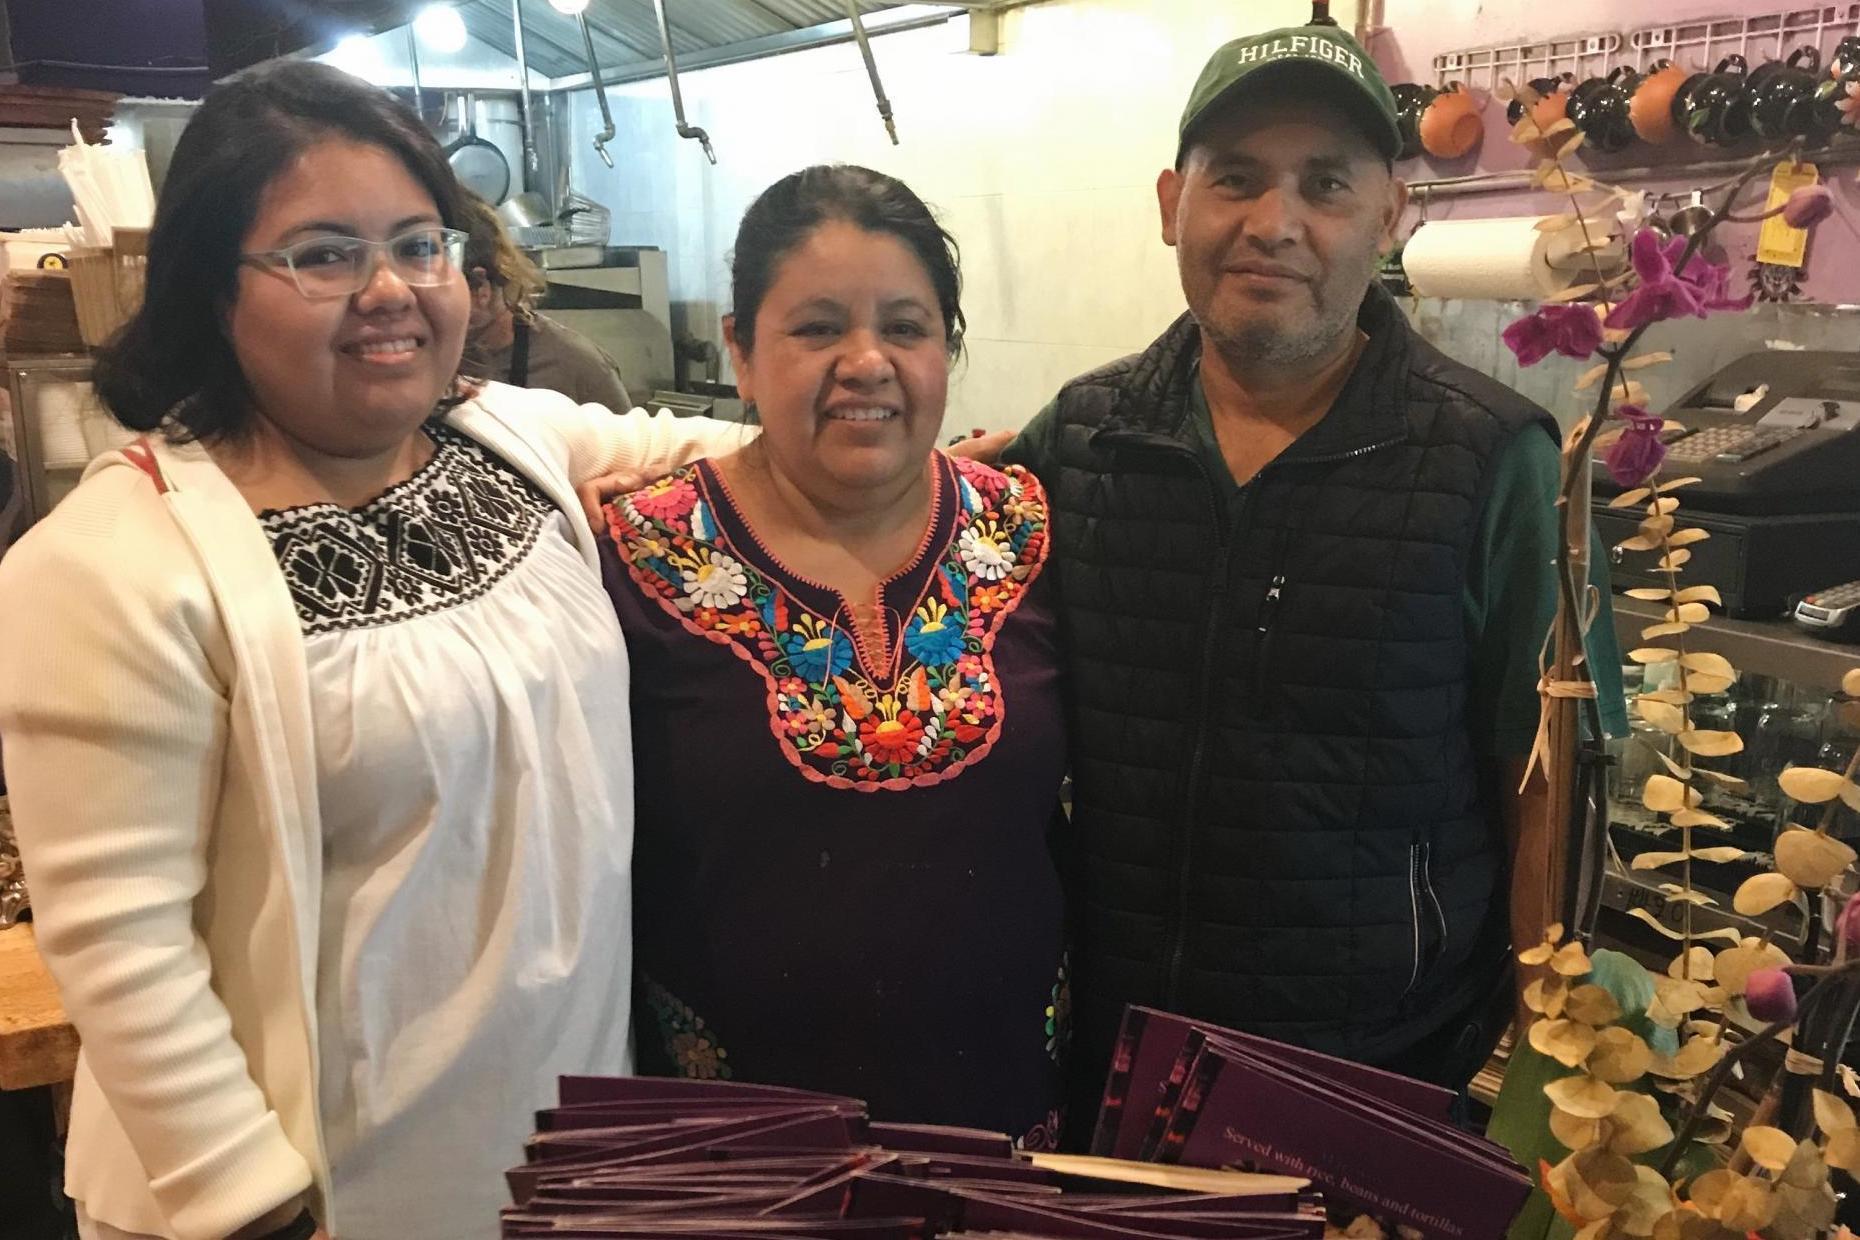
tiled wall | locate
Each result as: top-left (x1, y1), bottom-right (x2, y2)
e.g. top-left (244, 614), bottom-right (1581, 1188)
top-left (563, 0), bottom-right (1356, 436)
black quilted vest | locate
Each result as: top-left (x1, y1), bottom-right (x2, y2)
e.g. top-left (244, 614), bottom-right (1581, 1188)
top-left (1038, 289), bottom-right (1557, 1097)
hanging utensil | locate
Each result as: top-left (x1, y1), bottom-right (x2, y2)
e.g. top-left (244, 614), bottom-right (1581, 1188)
top-left (844, 0), bottom-right (898, 144)
top-left (576, 12), bottom-right (618, 168)
top-left (1668, 189), bottom-right (1712, 237)
top-left (406, 26), bottom-right (425, 125)
top-left (445, 92), bottom-right (512, 205)
top-left (651, 0), bottom-right (717, 164)
top-left (511, 0), bottom-right (540, 192)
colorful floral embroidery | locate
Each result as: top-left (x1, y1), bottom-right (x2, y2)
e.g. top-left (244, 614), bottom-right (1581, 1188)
top-left (611, 456), bottom-right (1049, 791)
top-left (643, 976), bottom-right (732, 1080)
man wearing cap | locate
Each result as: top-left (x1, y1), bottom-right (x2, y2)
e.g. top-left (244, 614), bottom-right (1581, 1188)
top-left (1002, 24), bottom-right (1625, 1117)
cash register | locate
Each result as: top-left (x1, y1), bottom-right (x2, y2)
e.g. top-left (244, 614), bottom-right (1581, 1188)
top-left (1590, 351), bottom-right (1860, 618)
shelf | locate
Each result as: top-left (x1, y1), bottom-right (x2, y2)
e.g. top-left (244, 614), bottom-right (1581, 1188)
top-left (1612, 595), bottom-right (1860, 693)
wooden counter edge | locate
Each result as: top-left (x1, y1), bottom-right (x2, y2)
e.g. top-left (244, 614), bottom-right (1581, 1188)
top-left (0, 922), bottom-right (79, 1090)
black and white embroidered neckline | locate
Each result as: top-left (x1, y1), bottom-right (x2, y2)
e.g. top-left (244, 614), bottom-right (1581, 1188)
top-left (262, 426), bottom-right (555, 636)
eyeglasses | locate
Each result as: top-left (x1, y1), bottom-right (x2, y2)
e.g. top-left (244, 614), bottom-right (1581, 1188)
top-left (240, 227), bottom-right (467, 299)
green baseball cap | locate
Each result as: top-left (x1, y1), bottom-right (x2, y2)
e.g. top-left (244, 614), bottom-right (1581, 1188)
top-left (1179, 25), bottom-right (1402, 162)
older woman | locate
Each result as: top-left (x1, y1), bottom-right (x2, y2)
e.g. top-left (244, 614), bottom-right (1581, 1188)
top-left (0, 63), bottom-right (736, 1240)
top-left (603, 166), bottom-right (1068, 1147)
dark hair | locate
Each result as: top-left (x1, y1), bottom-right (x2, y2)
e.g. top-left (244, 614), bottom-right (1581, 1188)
top-left (729, 165), bottom-right (964, 359)
top-left (93, 60), bottom-right (474, 441)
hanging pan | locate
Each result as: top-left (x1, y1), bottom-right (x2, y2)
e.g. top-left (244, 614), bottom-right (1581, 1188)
top-left (445, 92), bottom-right (511, 205)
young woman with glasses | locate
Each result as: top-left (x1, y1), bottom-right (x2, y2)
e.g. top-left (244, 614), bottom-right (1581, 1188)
top-left (0, 61), bottom-right (739, 1240)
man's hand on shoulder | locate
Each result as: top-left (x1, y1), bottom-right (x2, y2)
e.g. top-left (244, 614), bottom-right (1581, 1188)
top-left (578, 474), bottom-right (640, 536)
top-left (944, 429), bottom-right (1016, 467)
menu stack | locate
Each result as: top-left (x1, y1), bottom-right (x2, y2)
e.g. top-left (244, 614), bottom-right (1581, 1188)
top-left (1092, 1007), bottom-right (1532, 1240)
top-left (499, 1006), bottom-right (1532, 1240)
top-left (501, 1074), bottom-right (1316, 1239)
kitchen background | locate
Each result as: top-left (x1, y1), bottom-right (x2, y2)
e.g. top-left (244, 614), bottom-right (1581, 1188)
top-left (9, 5), bottom-right (1860, 1221)
top-left (10, 0), bottom-right (1855, 437)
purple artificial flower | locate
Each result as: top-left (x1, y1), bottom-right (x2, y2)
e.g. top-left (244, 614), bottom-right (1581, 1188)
top-left (1783, 184), bottom-right (1835, 229)
top-left (1501, 303), bottom-right (1604, 367)
top-left (1601, 403), bottom-right (1667, 487)
top-left (1841, 891), bottom-right (1860, 953)
top-left (1677, 249), bottom-right (1753, 315)
top-left (1745, 967), bottom-right (1798, 1024)
top-left (1604, 229), bottom-right (1750, 331)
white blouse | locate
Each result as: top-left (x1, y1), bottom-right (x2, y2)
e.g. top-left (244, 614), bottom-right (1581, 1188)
top-left (260, 426), bottom-right (633, 1240)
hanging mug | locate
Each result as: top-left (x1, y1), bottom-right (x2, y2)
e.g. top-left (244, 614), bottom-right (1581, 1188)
top-left (1531, 73), bottom-right (1577, 133)
top-left (1830, 35), bottom-right (1860, 83)
top-left (1668, 189), bottom-right (1712, 238)
top-left (1506, 76), bottom-right (1561, 125)
top-left (1674, 54), bottom-right (1750, 146)
top-left (1419, 83), bottom-right (1483, 159)
top-left (1389, 83), bottom-right (1436, 161)
top-left (1637, 194), bottom-right (1674, 244)
top-left (1812, 36), bottom-right (1860, 136)
top-left (1567, 65), bottom-right (1640, 153)
top-left (1749, 46), bottom-right (1828, 141)
top-left (1630, 59), bottom-right (1687, 143)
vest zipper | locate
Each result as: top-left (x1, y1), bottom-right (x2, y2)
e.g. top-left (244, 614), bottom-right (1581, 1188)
top-left (1284, 434), bottom-right (1407, 467)
top-left (1244, 437), bottom-right (1400, 706)
top-left (1137, 428), bottom-right (1406, 1008)
top-left (1163, 466), bottom-right (1250, 1008)
top-left (1258, 575), bottom-right (1284, 622)
top-left (1250, 573), bottom-right (1284, 702)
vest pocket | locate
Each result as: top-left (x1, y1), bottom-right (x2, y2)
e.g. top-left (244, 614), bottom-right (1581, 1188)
top-left (1403, 841), bottom-right (1450, 997)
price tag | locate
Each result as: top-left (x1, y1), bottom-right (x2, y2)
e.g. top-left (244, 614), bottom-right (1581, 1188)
top-left (1756, 160), bottom-right (1820, 269)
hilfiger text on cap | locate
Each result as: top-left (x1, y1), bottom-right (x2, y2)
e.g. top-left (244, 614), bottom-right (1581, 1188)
top-left (1231, 36), bottom-right (1365, 78)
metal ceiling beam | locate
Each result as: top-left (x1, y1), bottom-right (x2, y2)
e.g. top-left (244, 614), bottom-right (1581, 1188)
top-left (541, 7), bottom-right (959, 89)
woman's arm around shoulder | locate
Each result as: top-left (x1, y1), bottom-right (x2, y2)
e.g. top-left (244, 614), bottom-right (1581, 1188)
top-left (471, 382), bottom-right (753, 531)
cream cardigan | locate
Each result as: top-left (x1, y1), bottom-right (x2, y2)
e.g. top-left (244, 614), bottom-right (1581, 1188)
top-left (0, 385), bottom-right (742, 1240)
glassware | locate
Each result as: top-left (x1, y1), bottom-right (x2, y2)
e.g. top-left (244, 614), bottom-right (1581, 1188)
top-left (1752, 682), bottom-right (1830, 826)
top-left (1612, 661), bottom-right (1673, 831)
top-left (1810, 693), bottom-right (1860, 841)
top-left (0, 794), bottom-right (26, 928)
top-left (1690, 673), bottom-right (1758, 825)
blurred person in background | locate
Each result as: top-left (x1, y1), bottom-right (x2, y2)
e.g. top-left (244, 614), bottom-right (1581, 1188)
top-left (459, 193), bottom-right (634, 410)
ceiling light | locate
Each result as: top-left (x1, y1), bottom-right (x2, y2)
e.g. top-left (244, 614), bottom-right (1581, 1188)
top-left (548, 0), bottom-right (591, 15)
top-left (325, 33), bottom-right (387, 77)
top-left (414, 4), bottom-right (470, 54)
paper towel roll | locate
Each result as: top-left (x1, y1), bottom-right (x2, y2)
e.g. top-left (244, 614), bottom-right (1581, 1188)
top-left (1403, 216), bottom-right (1573, 301)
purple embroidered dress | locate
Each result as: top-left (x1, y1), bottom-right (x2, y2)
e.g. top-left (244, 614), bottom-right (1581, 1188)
top-left (602, 453), bottom-right (1068, 1145)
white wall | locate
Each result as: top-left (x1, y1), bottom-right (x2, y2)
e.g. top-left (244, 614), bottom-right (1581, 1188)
top-left (562, 0), bottom-right (1357, 435)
